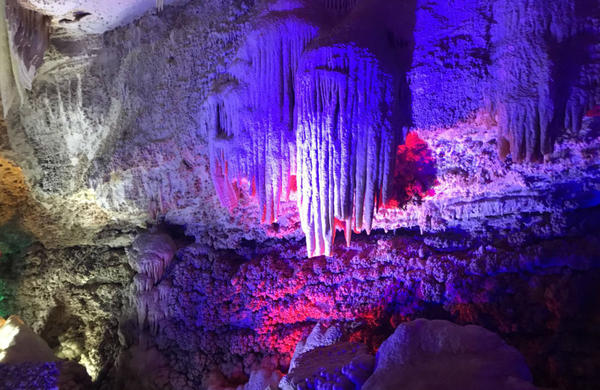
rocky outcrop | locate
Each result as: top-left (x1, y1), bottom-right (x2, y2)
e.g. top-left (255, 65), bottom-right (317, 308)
top-left (126, 215), bottom-right (600, 388)
top-left (280, 342), bottom-right (375, 390)
top-left (0, 315), bottom-right (56, 363)
top-left (0, 315), bottom-right (92, 389)
top-left (287, 323), bottom-right (342, 371)
top-left (0, 157), bottom-right (28, 225)
top-left (362, 319), bottom-right (535, 390)
top-left (277, 319), bottom-right (536, 390)
top-left (8, 246), bottom-right (133, 380)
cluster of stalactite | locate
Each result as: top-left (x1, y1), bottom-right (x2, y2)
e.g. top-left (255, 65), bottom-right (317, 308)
top-left (129, 234), bottom-right (176, 336)
top-left (490, 0), bottom-right (599, 162)
top-left (202, 0), bottom-right (599, 256)
top-left (202, 0), bottom-right (412, 257)
top-left (200, 7), bottom-right (322, 224)
top-left (0, 0), bottom-right (50, 115)
top-left (295, 46), bottom-right (399, 256)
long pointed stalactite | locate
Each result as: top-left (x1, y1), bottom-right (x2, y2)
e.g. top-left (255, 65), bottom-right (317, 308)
top-left (295, 46), bottom-right (401, 257)
top-left (202, 0), bottom-right (419, 257)
top-left (202, 5), bottom-right (322, 223)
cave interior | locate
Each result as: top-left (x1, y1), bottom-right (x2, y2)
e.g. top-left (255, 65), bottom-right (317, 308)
top-left (0, 0), bottom-right (599, 389)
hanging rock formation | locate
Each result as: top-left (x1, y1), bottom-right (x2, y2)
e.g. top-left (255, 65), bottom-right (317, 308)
top-left (295, 0), bottom-right (416, 256)
top-left (491, 0), bottom-right (600, 161)
top-left (203, 0), bottom-right (418, 256)
top-left (0, 0), bottom-right (50, 116)
top-left (129, 233), bottom-right (177, 334)
top-left (201, 0), bottom-right (326, 223)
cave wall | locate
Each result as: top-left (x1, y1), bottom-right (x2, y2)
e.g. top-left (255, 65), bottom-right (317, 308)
top-left (1, 0), bottom-right (598, 251)
top-left (0, 0), bottom-right (598, 389)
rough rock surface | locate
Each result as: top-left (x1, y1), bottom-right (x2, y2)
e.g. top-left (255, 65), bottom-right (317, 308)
top-left (0, 315), bottom-right (92, 389)
top-left (0, 0), bottom-right (598, 389)
top-left (280, 341), bottom-right (375, 390)
top-left (287, 323), bottom-right (342, 371)
top-left (0, 156), bottom-right (28, 224)
top-left (6, 245), bottom-right (133, 380)
top-left (0, 361), bottom-right (91, 390)
top-left (362, 319), bottom-right (535, 390)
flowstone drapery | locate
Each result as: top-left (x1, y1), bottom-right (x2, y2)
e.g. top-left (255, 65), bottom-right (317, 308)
top-left (203, 0), bottom-right (416, 256)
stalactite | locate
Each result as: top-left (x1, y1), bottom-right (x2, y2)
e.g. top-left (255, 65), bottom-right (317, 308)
top-left (295, 46), bottom-right (402, 257)
top-left (129, 234), bottom-right (176, 333)
top-left (0, 0), bottom-right (49, 115)
top-left (201, 0), bottom-right (417, 257)
top-left (491, 0), bottom-right (600, 161)
top-left (295, 0), bottom-right (411, 257)
top-left (202, 4), bottom-right (322, 223)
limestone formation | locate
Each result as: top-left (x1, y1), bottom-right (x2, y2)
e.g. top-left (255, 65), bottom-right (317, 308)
top-left (280, 342), bottom-right (375, 390)
top-left (0, 315), bottom-right (92, 389)
top-left (0, 0), bottom-right (597, 389)
top-left (362, 319), bottom-right (536, 390)
top-left (0, 315), bottom-right (56, 363)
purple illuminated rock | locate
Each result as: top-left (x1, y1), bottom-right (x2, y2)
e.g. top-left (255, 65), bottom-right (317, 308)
top-left (280, 342), bottom-right (375, 390)
top-left (288, 323), bottom-right (342, 371)
top-left (0, 316), bottom-right (91, 389)
top-left (362, 319), bottom-right (536, 390)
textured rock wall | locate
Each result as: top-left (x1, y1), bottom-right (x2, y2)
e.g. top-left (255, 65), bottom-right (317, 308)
top-left (409, 0), bottom-right (492, 129)
top-left (0, 0), bottom-right (598, 389)
top-left (1, 1), bottom-right (260, 385)
top-left (137, 215), bottom-right (600, 389)
top-left (6, 245), bottom-right (133, 380)
top-left (409, 0), bottom-right (600, 162)
top-left (2, 0), bottom-right (598, 252)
